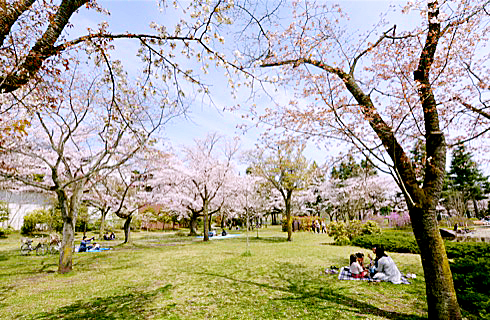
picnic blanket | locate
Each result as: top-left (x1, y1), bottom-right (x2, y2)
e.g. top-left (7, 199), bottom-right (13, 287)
top-left (74, 245), bottom-right (111, 253)
top-left (337, 266), bottom-right (411, 284)
top-left (87, 247), bottom-right (111, 252)
top-left (196, 234), bottom-right (242, 240)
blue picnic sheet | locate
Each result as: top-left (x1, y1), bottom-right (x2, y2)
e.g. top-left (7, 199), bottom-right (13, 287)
top-left (87, 247), bottom-right (111, 252)
top-left (74, 246), bottom-right (111, 253)
top-left (196, 234), bottom-right (242, 240)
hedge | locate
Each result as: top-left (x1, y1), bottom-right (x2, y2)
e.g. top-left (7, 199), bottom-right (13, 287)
top-left (350, 230), bottom-right (419, 254)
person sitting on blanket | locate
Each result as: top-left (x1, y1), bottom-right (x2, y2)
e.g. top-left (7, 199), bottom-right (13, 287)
top-left (355, 252), bottom-right (365, 268)
top-left (372, 247), bottom-right (402, 284)
top-left (79, 236), bottom-right (95, 252)
top-left (349, 253), bottom-right (368, 278)
top-left (367, 247), bottom-right (379, 278)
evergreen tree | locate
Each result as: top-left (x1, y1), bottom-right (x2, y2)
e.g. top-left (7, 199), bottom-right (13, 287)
top-left (331, 155), bottom-right (376, 181)
top-left (447, 145), bottom-right (489, 218)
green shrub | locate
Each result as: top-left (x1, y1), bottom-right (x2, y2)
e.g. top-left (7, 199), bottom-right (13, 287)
top-left (21, 208), bottom-right (63, 235)
top-left (351, 231), bottom-right (419, 254)
top-left (327, 220), bottom-right (381, 245)
top-left (445, 241), bottom-right (490, 259)
top-left (361, 220), bottom-right (381, 235)
top-left (0, 226), bottom-right (13, 238)
top-left (21, 209), bottom-right (49, 235)
top-left (0, 201), bottom-right (9, 224)
top-left (451, 255), bottom-right (490, 319)
top-left (346, 220), bottom-right (363, 239)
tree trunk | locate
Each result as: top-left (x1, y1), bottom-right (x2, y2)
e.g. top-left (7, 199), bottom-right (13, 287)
top-left (57, 183), bottom-right (82, 274)
top-left (58, 211), bottom-right (75, 274)
top-left (123, 216), bottom-right (132, 244)
top-left (98, 207), bottom-right (108, 239)
top-left (208, 212), bottom-right (213, 233)
top-left (203, 201), bottom-right (209, 242)
top-left (188, 211), bottom-right (199, 236)
top-left (410, 206), bottom-right (461, 319)
top-left (285, 191), bottom-right (292, 241)
top-left (473, 198), bottom-right (480, 218)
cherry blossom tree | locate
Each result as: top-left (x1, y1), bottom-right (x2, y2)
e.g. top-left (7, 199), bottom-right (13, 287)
top-left (0, 69), bottom-right (166, 273)
top-left (248, 1), bottom-right (490, 318)
top-left (165, 133), bottom-right (239, 241)
top-left (318, 174), bottom-right (400, 222)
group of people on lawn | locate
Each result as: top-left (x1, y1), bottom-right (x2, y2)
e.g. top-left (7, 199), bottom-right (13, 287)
top-left (349, 246), bottom-right (402, 284)
top-left (78, 232), bottom-right (115, 252)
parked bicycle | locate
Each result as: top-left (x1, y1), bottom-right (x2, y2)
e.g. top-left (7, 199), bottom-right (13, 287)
top-left (48, 235), bottom-right (62, 254)
top-left (20, 238), bottom-right (48, 256)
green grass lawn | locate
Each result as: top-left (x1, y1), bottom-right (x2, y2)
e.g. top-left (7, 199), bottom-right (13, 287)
top-left (0, 227), bottom-right (427, 319)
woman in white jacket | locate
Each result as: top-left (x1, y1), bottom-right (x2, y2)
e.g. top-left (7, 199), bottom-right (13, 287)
top-left (373, 248), bottom-right (402, 284)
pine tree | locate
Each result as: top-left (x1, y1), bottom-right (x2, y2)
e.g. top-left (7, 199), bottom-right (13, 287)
top-left (447, 145), bottom-right (489, 218)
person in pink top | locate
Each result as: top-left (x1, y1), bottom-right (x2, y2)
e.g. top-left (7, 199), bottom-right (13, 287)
top-left (349, 253), bottom-right (368, 278)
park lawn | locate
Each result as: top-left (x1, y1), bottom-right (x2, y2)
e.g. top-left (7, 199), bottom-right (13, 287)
top-left (0, 227), bottom-right (427, 319)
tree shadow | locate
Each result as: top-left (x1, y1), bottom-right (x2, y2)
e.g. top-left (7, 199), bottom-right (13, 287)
top-left (0, 283), bottom-right (15, 309)
top-left (239, 236), bottom-right (289, 243)
top-left (29, 285), bottom-right (172, 320)
top-left (197, 262), bottom-right (427, 320)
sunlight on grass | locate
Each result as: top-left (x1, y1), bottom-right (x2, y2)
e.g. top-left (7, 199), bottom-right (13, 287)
top-left (0, 227), bottom-right (427, 319)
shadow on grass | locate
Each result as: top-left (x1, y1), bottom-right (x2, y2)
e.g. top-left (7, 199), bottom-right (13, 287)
top-left (238, 236), bottom-right (288, 243)
top-left (198, 262), bottom-right (426, 320)
top-left (30, 285), bottom-right (172, 320)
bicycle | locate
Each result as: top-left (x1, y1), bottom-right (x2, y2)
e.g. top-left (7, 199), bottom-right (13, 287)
top-left (48, 238), bottom-right (62, 254)
top-left (20, 238), bottom-right (48, 256)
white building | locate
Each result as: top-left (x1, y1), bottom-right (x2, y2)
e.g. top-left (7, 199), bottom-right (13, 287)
top-left (0, 190), bottom-right (52, 230)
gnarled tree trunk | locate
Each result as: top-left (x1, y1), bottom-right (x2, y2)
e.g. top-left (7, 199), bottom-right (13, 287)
top-left (203, 200), bottom-right (209, 242)
top-left (284, 190), bottom-right (293, 241)
top-left (123, 215), bottom-right (132, 244)
top-left (57, 182), bottom-right (83, 274)
top-left (98, 207), bottom-right (109, 239)
top-left (188, 210), bottom-right (200, 236)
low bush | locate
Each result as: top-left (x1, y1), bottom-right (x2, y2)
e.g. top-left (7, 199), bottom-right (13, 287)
top-left (445, 241), bottom-right (490, 259)
top-left (0, 226), bottom-right (13, 238)
top-left (21, 209), bottom-right (63, 235)
top-left (446, 240), bottom-right (490, 318)
top-left (351, 231), bottom-right (419, 254)
top-left (21, 210), bottom-right (47, 235)
top-left (327, 220), bottom-right (382, 245)
top-left (451, 255), bottom-right (490, 320)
